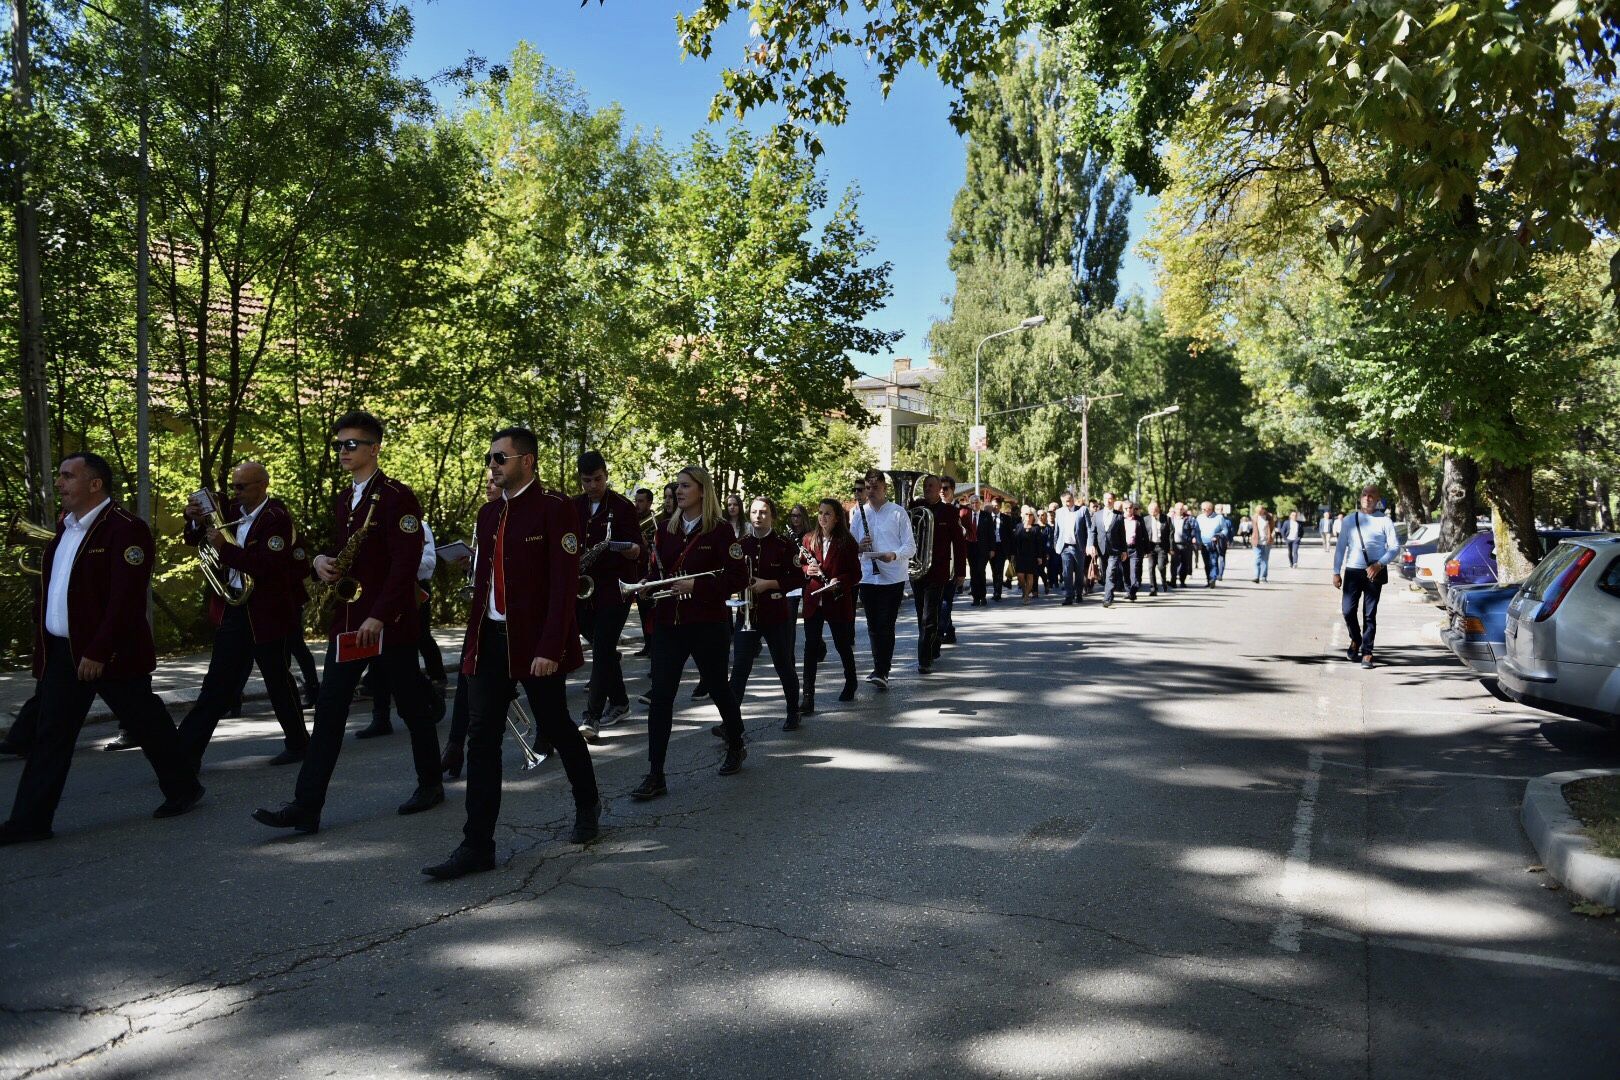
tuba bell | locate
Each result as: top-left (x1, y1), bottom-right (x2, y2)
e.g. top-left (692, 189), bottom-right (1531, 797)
top-left (908, 505), bottom-right (934, 581)
top-left (5, 512), bottom-right (55, 576)
top-left (190, 490), bottom-right (254, 606)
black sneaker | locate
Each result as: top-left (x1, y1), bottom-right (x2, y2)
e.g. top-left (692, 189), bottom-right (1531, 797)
top-left (0, 821), bottom-right (52, 845)
top-left (104, 731), bottom-right (141, 752)
top-left (422, 845), bottom-right (495, 880)
top-left (1361, 655), bottom-right (1375, 669)
top-left (1345, 646), bottom-right (1360, 663)
top-left (630, 773), bottom-right (667, 801)
top-left (252, 803), bottom-right (319, 834)
top-left (153, 783), bottom-right (205, 819)
top-left (719, 745), bottom-right (747, 775)
top-left (800, 692), bottom-right (816, 715)
top-left (397, 785), bottom-right (445, 815)
top-left (783, 716), bottom-right (801, 732)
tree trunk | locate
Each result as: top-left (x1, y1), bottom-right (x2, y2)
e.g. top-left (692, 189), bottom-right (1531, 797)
top-left (1480, 463), bottom-right (1537, 582)
top-left (9, 0), bottom-right (54, 524)
top-left (1595, 477), bottom-right (1614, 531)
top-left (1392, 467), bottom-right (1427, 531)
top-left (1437, 454), bottom-right (1479, 551)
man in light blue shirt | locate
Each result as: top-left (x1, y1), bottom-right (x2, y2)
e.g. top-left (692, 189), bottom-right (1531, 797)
top-left (1332, 484), bottom-right (1402, 668)
top-left (1194, 502), bottom-right (1231, 586)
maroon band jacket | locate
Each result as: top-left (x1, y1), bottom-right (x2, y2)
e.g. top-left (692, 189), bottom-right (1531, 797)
top-left (647, 519), bottom-right (748, 630)
top-left (34, 503), bottom-right (157, 680)
top-left (461, 483), bottom-right (583, 678)
top-left (916, 501), bottom-right (968, 587)
top-left (322, 472), bottom-right (423, 637)
top-left (801, 532), bottom-right (859, 623)
top-left (737, 529), bottom-right (805, 629)
top-left (183, 496), bottom-right (302, 643)
top-left (573, 489), bottom-right (643, 600)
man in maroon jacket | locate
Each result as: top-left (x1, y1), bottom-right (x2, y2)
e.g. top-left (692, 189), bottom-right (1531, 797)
top-left (253, 410), bottom-right (444, 835)
top-left (423, 426), bottom-right (600, 880)
top-left (911, 474), bottom-right (967, 675)
top-left (1, 453), bottom-right (202, 844)
top-left (573, 449), bottom-right (642, 742)
top-left (178, 460), bottom-right (309, 767)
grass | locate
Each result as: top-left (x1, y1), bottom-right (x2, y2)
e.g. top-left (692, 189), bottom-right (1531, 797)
top-left (1565, 775), bottom-right (1620, 860)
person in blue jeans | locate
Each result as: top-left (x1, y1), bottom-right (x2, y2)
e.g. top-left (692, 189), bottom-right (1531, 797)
top-left (1251, 505), bottom-right (1274, 582)
top-left (1194, 501), bottom-right (1230, 586)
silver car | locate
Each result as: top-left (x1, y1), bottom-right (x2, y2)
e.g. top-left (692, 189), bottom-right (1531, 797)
top-left (1498, 535), bottom-right (1620, 728)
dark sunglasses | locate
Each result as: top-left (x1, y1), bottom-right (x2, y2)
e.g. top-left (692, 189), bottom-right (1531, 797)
top-left (484, 450), bottom-right (532, 466)
top-left (230, 481), bottom-right (262, 491)
top-left (330, 438), bottom-right (377, 452)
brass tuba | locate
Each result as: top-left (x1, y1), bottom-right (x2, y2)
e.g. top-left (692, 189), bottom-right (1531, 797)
top-left (5, 513), bottom-right (55, 576)
top-left (908, 505), bottom-right (934, 581)
top-left (190, 490), bottom-right (254, 606)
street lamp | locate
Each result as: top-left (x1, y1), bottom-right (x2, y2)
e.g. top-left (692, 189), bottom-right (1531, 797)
top-left (973, 315), bottom-right (1046, 499)
top-left (1133, 405), bottom-right (1180, 504)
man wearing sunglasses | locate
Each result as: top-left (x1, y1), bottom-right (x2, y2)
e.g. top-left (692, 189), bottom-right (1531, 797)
top-left (573, 450), bottom-right (642, 742)
top-left (253, 411), bottom-right (444, 834)
top-left (178, 460), bottom-right (310, 768)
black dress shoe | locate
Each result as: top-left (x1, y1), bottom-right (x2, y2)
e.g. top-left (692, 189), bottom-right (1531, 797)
top-left (692, 685), bottom-right (710, 701)
top-left (440, 742), bottom-right (464, 781)
top-left (800, 692), bottom-right (816, 715)
top-left (630, 773), bottom-right (667, 801)
top-left (1345, 646), bottom-right (1360, 663)
top-left (153, 783), bottom-right (205, 818)
top-left (837, 681), bottom-right (856, 702)
top-left (354, 720), bottom-right (393, 739)
top-left (398, 785), bottom-right (445, 815)
top-left (0, 739), bottom-right (28, 757)
top-left (570, 801), bottom-right (601, 845)
top-left (631, 647), bottom-right (651, 658)
top-left (104, 730), bottom-right (141, 752)
top-left (718, 745), bottom-right (747, 775)
top-left (301, 686), bottom-right (320, 710)
top-left (709, 724), bottom-right (726, 738)
top-left (0, 821), bottom-right (52, 845)
top-left (422, 844), bottom-right (495, 880)
top-left (252, 803), bottom-right (319, 833)
top-left (941, 633), bottom-right (957, 644)
top-left (268, 749), bottom-right (305, 766)
top-left (782, 715), bottom-right (801, 732)
top-left (916, 665), bottom-right (932, 675)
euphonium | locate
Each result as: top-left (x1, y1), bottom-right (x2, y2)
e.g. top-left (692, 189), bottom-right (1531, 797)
top-left (190, 490), bottom-right (254, 606)
top-left (907, 505), bottom-right (934, 581)
top-left (4, 512), bottom-right (54, 576)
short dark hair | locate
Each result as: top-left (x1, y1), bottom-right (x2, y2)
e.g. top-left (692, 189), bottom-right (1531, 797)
top-left (749, 494), bottom-right (778, 520)
top-left (941, 475), bottom-right (956, 490)
top-left (491, 426), bottom-right (538, 458)
top-left (634, 487), bottom-right (654, 501)
top-left (63, 452), bottom-right (114, 494)
top-left (331, 410), bottom-right (383, 442)
top-left (577, 450), bottom-right (606, 475)
top-left (863, 468), bottom-right (888, 486)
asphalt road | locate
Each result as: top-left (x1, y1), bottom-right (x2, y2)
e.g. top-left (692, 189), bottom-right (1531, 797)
top-left (3, 546), bottom-right (1618, 1078)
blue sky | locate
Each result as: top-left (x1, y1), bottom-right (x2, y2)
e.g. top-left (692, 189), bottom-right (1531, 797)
top-left (402, 1), bottom-right (1158, 376)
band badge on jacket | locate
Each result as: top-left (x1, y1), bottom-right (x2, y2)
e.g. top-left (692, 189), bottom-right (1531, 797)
top-left (562, 532), bottom-right (578, 555)
top-left (123, 545), bottom-right (145, 566)
top-left (268, 535), bottom-right (286, 552)
top-left (729, 543), bottom-right (744, 559)
top-left (399, 514), bottom-right (420, 534)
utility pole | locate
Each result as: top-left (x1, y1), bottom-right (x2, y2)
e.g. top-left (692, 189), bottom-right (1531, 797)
top-left (1072, 392), bottom-right (1121, 501)
top-left (9, 0), bottom-right (53, 524)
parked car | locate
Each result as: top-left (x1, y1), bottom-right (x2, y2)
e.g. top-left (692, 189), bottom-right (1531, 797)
top-left (1443, 528), bottom-right (1601, 589)
top-left (1399, 522), bottom-right (1444, 581)
top-left (1442, 583), bottom-right (1519, 675)
top-left (1415, 550), bottom-right (1449, 597)
top-left (1497, 535), bottom-right (1620, 728)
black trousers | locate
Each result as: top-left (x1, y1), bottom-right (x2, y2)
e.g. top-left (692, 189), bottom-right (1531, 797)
top-left (912, 581), bottom-right (943, 667)
top-left (462, 618), bottom-right (597, 853)
top-left (1146, 549), bottom-right (1170, 593)
top-left (968, 550), bottom-right (987, 604)
top-left (288, 634), bottom-right (319, 691)
top-left (417, 584), bottom-right (445, 681)
top-left (180, 606), bottom-right (308, 763)
top-left (730, 620), bottom-right (799, 718)
top-left (803, 614), bottom-right (857, 695)
top-left (1341, 568), bottom-right (1386, 656)
top-left (1174, 546), bottom-right (1193, 585)
top-left (445, 671), bottom-right (471, 753)
top-left (647, 622), bottom-right (742, 772)
top-left (859, 581), bottom-right (905, 678)
top-left (3, 694), bottom-right (40, 751)
top-left (585, 599), bottom-right (632, 717)
top-left (7, 636), bottom-right (194, 833)
top-left (988, 554), bottom-right (1007, 599)
top-left (293, 635), bottom-right (441, 813)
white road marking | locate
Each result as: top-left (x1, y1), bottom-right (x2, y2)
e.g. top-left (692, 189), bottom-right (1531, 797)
top-left (1307, 925), bottom-right (1620, 980)
top-left (1271, 736), bottom-right (1327, 953)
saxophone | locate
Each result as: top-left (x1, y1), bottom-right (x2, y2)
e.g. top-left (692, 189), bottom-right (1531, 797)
top-left (309, 500), bottom-right (376, 627)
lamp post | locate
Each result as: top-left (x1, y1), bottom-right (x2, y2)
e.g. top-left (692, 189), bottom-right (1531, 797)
top-left (973, 315), bottom-right (1045, 500)
top-left (1134, 405), bottom-right (1180, 504)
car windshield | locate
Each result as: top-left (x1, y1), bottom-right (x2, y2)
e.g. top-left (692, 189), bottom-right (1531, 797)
top-left (1520, 543), bottom-right (1587, 602)
top-left (1597, 553), bottom-right (1620, 600)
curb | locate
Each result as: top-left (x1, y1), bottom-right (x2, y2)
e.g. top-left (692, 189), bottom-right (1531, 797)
top-left (1521, 768), bottom-right (1620, 909)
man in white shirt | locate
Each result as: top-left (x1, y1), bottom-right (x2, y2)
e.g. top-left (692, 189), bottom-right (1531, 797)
top-left (1052, 491), bottom-right (1091, 605)
top-left (1332, 484), bottom-right (1402, 668)
top-left (849, 469), bottom-right (915, 691)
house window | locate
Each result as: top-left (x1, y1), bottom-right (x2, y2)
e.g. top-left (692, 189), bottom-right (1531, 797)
top-left (896, 424), bottom-right (917, 451)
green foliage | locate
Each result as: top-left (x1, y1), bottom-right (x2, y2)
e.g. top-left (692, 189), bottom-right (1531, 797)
top-left (779, 420), bottom-right (874, 511)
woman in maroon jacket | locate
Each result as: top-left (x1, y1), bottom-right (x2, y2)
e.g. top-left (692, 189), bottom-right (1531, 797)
top-left (726, 497), bottom-right (806, 730)
top-left (800, 498), bottom-right (861, 716)
top-left (633, 465), bottom-right (749, 800)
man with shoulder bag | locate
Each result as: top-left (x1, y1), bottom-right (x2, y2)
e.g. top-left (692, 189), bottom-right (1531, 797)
top-left (1332, 484), bottom-right (1401, 669)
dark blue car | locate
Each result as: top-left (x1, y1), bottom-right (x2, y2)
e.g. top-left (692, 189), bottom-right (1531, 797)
top-left (1442, 583), bottom-right (1518, 675)
top-left (1444, 529), bottom-right (1601, 587)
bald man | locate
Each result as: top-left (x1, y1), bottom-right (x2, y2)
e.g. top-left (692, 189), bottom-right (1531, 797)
top-left (179, 461), bottom-right (310, 767)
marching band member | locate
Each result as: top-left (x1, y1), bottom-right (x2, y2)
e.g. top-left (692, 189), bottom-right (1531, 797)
top-left (630, 487), bottom-right (656, 658)
top-left (574, 450), bottom-right (642, 743)
top-left (725, 496), bottom-right (805, 731)
top-left (423, 427), bottom-right (600, 879)
top-left (632, 465), bottom-right (749, 800)
top-left (178, 460), bottom-right (310, 767)
top-left (2, 453), bottom-right (202, 844)
top-left (799, 498), bottom-right (860, 718)
top-left (253, 410), bottom-right (444, 835)
top-left (439, 478), bottom-right (502, 781)
top-left (911, 474), bottom-right (967, 675)
top-left (850, 469), bottom-right (914, 692)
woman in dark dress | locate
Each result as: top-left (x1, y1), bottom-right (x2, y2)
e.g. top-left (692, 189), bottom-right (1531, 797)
top-left (1013, 506), bottom-right (1046, 604)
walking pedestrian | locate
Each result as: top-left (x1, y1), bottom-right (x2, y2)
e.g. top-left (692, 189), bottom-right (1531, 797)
top-left (1194, 501), bottom-right (1230, 586)
top-left (1251, 505), bottom-right (1274, 583)
top-left (1283, 510), bottom-right (1303, 568)
top-left (1332, 484), bottom-right (1400, 669)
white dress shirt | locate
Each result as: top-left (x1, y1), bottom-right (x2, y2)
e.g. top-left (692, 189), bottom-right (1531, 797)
top-left (417, 519), bottom-right (436, 582)
top-left (850, 499), bottom-right (916, 586)
top-left (1054, 505), bottom-right (1086, 550)
top-left (1333, 510), bottom-right (1401, 573)
top-left (486, 480), bottom-right (534, 622)
top-left (229, 498), bottom-right (268, 591)
top-left (350, 470), bottom-right (376, 510)
top-left (45, 497), bottom-right (111, 638)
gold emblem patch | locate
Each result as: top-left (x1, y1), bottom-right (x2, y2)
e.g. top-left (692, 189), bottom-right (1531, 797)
top-left (561, 532), bottom-right (579, 555)
top-left (729, 542), bottom-right (744, 560)
top-left (399, 514), bottom-right (420, 534)
top-left (267, 535), bottom-right (286, 552)
top-left (123, 545), bottom-right (145, 566)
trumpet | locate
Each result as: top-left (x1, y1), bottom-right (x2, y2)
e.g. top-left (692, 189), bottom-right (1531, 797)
top-left (618, 569), bottom-right (722, 604)
top-left (190, 490), bottom-right (254, 606)
top-left (4, 512), bottom-right (54, 576)
top-left (506, 696), bottom-right (548, 771)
